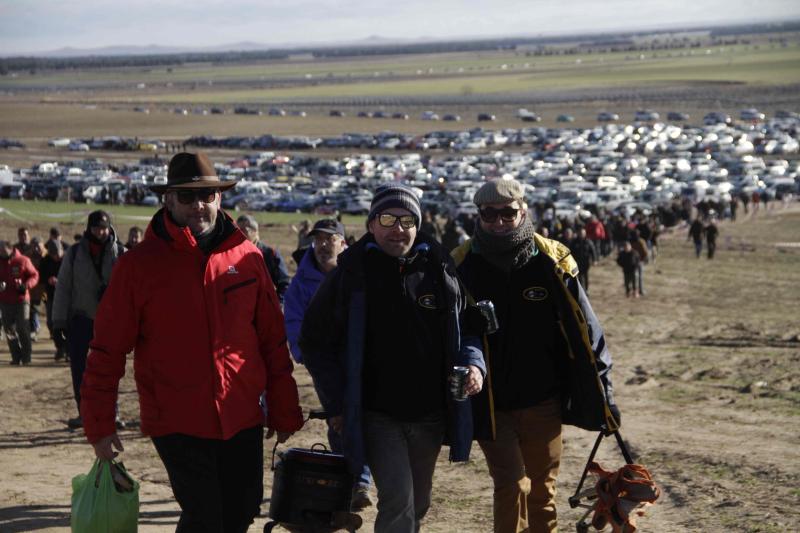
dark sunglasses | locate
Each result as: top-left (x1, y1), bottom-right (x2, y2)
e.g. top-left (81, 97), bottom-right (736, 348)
top-left (171, 188), bottom-right (219, 205)
top-left (378, 213), bottom-right (417, 230)
top-left (479, 206), bottom-right (519, 223)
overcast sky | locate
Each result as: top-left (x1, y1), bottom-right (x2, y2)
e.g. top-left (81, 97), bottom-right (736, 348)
top-left (1, 0), bottom-right (798, 55)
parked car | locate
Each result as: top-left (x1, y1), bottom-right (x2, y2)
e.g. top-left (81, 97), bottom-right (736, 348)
top-left (421, 111), bottom-right (440, 121)
top-left (557, 114), bottom-right (575, 123)
top-left (391, 112), bottom-right (409, 120)
top-left (666, 111), bottom-right (690, 121)
top-left (634, 109), bottom-right (660, 122)
top-left (442, 114), bottom-right (461, 122)
top-left (597, 112), bottom-right (620, 122)
top-left (519, 112), bottom-right (541, 122)
top-left (329, 110), bottom-right (346, 117)
top-left (703, 112), bottom-right (732, 125)
top-left (739, 108), bottom-right (765, 121)
top-left (477, 113), bottom-right (496, 122)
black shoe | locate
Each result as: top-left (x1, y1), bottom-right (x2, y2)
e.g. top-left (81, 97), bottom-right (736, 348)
top-left (115, 417), bottom-right (127, 430)
top-left (21, 360), bottom-right (31, 366)
top-left (9, 360), bottom-right (20, 366)
top-left (67, 416), bottom-right (83, 429)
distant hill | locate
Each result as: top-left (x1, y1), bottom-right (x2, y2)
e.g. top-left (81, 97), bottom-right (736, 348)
top-left (29, 36), bottom-right (426, 58)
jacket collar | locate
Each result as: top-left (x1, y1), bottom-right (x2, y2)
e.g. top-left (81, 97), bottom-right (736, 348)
top-left (338, 231), bottom-right (444, 277)
top-left (145, 207), bottom-right (244, 254)
top-left (295, 247), bottom-right (325, 282)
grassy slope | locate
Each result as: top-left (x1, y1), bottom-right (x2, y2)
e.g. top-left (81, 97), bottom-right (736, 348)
top-left (3, 44), bottom-right (798, 100)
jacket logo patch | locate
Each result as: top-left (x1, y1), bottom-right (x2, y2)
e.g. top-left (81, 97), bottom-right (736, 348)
top-left (523, 286), bottom-right (548, 301)
top-left (227, 266), bottom-right (239, 275)
top-left (418, 294), bottom-right (437, 309)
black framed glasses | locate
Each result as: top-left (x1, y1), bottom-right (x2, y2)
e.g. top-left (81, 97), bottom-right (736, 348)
top-left (479, 206), bottom-right (519, 223)
top-left (172, 188), bottom-right (219, 205)
top-left (378, 213), bottom-right (417, 230)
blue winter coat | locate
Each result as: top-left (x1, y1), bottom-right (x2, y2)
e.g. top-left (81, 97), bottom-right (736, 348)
top-left (284, 247), bottom-right (325, 363)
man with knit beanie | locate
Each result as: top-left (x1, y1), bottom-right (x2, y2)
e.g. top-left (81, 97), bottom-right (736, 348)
top-left (52, 210), bottom-right (126, 429)
top-left (301, 183), bottom-right (486, 532)
top-left (451, 178), bottom-right (620, 533)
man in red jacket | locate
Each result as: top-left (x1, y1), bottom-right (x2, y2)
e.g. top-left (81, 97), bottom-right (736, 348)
top-left (80, 152), bottom-right (304, 532)
top-left (0, 240), bottom-right (39, 365)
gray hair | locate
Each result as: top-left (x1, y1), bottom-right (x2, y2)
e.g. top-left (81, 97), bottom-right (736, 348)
top-left (236, 214), bottom-right (259, 232)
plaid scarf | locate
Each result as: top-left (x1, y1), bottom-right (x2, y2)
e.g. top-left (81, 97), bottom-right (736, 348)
top-left (472, 216), bottom-right (537, 273)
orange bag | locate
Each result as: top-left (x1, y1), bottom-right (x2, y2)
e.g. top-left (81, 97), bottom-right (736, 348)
top-left (588, 461), bottom-right (660, 532)
top-left (569, 431), bottom-right (660, 533)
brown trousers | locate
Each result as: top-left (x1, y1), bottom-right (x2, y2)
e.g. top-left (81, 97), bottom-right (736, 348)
top-left (479, 398), bottom-right (562, 533)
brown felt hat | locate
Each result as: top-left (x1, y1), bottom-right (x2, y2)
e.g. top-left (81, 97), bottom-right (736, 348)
top-left (150, 152), bottom-right (236, 193)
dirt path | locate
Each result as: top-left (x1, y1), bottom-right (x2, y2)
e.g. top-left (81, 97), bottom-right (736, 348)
top-left (0, 205), bottom-right (798, 532)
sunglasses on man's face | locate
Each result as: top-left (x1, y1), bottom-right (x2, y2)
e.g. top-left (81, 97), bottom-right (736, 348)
top-left (377, 213), bottom-right (417, 230)
top-left (479, 206), bottom-right (520, 223)
top-left (172, 189), bottom-right (219, 205)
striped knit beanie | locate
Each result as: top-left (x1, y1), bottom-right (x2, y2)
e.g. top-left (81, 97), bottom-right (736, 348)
top-left (367, 183), bottom-right (422, 229)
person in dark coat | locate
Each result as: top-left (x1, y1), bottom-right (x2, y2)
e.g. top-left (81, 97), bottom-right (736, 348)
top-left (453, 179), bottom-right (619, 533)
top-left (616, 241), bottom-right (640, 297)
top-left (300, 184), bottom-right (485, 532)
top-left (236, 214), bottom-right (291, 302)
top-left (705, 219), bottom-right (719, 259)
top-left (283, 219), bottom-right (375, 511)
top-left (569, 228), bottom-right (597, 292)
top-left (688, 218), bottom-right (705, 258)
top-left (37, 240), bottom-right (66, 360)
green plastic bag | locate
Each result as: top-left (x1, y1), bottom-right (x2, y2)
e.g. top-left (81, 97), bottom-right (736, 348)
top-left (71, 459), bottom-right (139, 533)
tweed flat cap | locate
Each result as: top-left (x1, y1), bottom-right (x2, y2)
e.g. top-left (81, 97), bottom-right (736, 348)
top-left (473, 178), bottom-right (525, 206)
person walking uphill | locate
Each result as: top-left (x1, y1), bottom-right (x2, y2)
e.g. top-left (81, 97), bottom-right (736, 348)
top-left (80, 152), bottom-right (304, 533)
top-left (452, 178), bottom-right (620, 533)
top-left (236, 214), bottom-right (291, 303)
top-left (0, 240), bottom-right (39, 365)
top-left (52, 210), bottom-right (126, 428)
top-left (284, 219), bottom-right (374, 511)
top-left (300, 183), bottom-right (486, 533)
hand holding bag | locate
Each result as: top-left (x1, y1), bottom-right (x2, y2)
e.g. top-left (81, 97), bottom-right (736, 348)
top-left (71, 459), bottom-right (139, 533)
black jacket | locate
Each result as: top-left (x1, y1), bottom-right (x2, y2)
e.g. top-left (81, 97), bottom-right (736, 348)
top-left (299, 232), bottom-right (484, 474)
top-left (453, 234), bottom-right (618, 439)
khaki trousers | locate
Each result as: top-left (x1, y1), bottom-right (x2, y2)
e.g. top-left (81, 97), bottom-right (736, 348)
top-left (479, 398), bottom-right (562, 533)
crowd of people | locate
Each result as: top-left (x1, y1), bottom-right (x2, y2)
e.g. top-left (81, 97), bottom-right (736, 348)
top-left (2, 150), bottom-right (760, 533)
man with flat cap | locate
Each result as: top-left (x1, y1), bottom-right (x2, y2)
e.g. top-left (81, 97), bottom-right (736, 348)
top-left (451, 178), bottom-right (620, 533)
top-left (301, 184), bottom-right (486, 532)
top-left (52, 209), bottom-right (126, 428)
top-left (80, 152), bottom-right (304, 532)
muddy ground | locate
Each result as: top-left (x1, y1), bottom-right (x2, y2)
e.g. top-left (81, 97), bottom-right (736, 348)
top-left (0, 201), bottom-right (798, 532)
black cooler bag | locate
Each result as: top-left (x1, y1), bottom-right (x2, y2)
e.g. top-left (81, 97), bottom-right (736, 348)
top-left (269, 447), bottom-right (354, 526)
